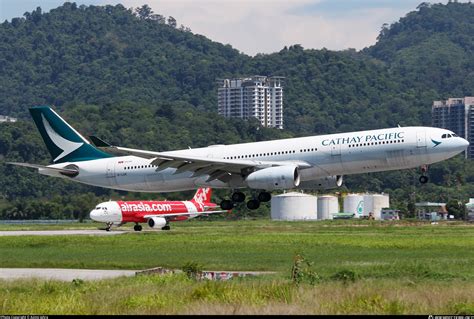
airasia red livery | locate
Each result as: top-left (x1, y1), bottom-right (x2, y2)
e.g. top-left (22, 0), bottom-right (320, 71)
top-left (89, 188), bottom-right (226, 231)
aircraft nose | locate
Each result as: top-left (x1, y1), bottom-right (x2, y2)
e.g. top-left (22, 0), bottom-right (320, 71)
top-left (89, 209), bottom-right (100, 221)
top-left (461, 138), bottom-right (470, 148)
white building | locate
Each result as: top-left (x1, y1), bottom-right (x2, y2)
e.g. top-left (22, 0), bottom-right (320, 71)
top-left (217, 76), bottom-right (284, 129)
top-left (0, 115), bottom-right (17, 123)
top-left (432, 97), bottom-right (474, 159)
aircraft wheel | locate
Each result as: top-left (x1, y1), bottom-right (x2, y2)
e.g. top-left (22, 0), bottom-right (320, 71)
top-left (258, 191), bottom-right (271, 202)
top-left (231, 192), bottom-right (246, 203)
top-left (419, 175), bottom-right (429, 184)
top-left (247, 199), bottom-right (260, 210)
top-left (162, 225), bottom-right (171, 231)
top-left (220, 199), bottom-right (234, 210)
top-left (105, 227), bottom-right (110, 232)
top-left (134, 224), bottom-right (142, 231)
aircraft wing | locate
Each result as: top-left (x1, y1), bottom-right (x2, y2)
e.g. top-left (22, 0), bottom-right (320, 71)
top-left (6, 162), bottom-right (79, 177)
top-left (143, 210), bottom-right (228, 219)
top-left (90, 136), bottom-right (312, 182)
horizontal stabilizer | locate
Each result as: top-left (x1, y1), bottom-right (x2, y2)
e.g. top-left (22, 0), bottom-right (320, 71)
top-left (6, 162), bottom-right (79, 177)
top-left (143, 210), bottom-right (228, 219)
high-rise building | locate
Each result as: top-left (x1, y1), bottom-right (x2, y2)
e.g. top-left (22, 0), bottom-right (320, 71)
top-left (217, 76), bottom-right (284, 129)
top-left (432, 97), bottom-right (474, 159)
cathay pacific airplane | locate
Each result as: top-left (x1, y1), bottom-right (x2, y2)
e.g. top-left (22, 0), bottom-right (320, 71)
top-left (8, 106), bottom-right (469, 210)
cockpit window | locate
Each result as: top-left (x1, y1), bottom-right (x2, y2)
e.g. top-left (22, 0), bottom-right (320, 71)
top-left (442, 134), bottom-right (447, 139)
top-left (452, 133), bottom-right (458, 137)
top-left (95, 206), bottom-right (101, 209)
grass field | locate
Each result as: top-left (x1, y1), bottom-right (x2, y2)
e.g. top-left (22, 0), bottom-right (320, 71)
top-left (1, 219), bottom-right (474, 314)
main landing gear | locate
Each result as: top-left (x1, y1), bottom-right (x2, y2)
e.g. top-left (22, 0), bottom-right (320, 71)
top-left (134, 223), bottom-right (143, 232)
top-left (220, 191), bottom-right (272, 210)
top-left (419, 165), bottom-right (429, 184)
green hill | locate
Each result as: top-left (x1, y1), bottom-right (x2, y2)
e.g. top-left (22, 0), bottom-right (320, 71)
top-left (0, 2), bottom-right (472, 219)
top-left (365, 1), bottom-right (474, 96)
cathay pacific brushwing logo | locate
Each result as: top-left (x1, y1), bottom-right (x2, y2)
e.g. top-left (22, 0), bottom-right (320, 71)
top-left (431, 139), bottom-right (441, 147)
top-left (42, 114), bottom-right (83, 162)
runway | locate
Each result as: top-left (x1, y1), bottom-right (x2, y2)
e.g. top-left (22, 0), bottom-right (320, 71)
top-left (0, 230), bottom-right (127, 236)
top-left (0, 268), bottom-right (136, 281)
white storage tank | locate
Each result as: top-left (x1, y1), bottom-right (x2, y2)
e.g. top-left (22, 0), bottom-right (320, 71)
top-left (271, 192), bottom-right (318, 221)
top-left (317, 195), bottom-right (339, 220)
top-left (363, 194), bottom-right (390, 220)
top-left (343, 194), bottom-right (364, 218)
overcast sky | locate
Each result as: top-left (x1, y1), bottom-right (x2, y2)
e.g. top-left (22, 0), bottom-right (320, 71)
top-left (0, 0), bottom-right (461, 55)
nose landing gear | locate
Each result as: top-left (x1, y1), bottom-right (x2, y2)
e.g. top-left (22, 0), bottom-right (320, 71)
top-left (419, 165), bottom-right (429, 184)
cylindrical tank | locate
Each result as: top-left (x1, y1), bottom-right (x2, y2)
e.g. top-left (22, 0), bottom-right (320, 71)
top-left (317, 195), bottom-right (339, 220)
top-left (363, 194), bottom-right (390, 220)
top-left (343, 194), bottom-right (364, 218)
top-left (271, 192), bottom-right (317, 221)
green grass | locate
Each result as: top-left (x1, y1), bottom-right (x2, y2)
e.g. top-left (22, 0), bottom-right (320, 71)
top-left (1, 274), bottom-right (474, 314)
top-left (1, 219), bottom-right (474, 314)
top-left (0, 219), bottom-right (474, 281)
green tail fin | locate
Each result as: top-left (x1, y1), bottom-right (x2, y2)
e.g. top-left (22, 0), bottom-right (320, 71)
top-left (29, 106), bottom-right (113, 163)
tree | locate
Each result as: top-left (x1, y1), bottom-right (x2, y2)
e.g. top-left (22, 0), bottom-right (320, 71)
top-left (167, 16), bottom-right (177, 28)
top-left (135, 5), bottom-right (153, 20)
top-left (446, 199), bottom-right (466, 220)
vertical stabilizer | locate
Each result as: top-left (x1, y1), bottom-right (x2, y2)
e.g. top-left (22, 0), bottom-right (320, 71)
top-left (191, 188), bottom-right (213, 205)
top-left (29, 106), bottom-right (112, 163)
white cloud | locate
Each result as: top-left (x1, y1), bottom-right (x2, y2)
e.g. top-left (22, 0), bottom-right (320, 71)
top-left (99, 0), bottom-right (422, 55)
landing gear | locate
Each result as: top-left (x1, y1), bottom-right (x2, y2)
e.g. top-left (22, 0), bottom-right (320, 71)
top-left (246, 199), bottom-right (260, 210)
top-left (258, 191), bottom-right (271, 202)
top-left (419, 165), bottom-right (429, 184)
top-left (221, 191), bottom-right (271, 210)
top-left (220, 199), bottom-right (234, 210)
top-left (162, 225), bottom-right (171, 231)
top-left (133, 224), bottom-right (142, 232)
top-left (105, 222), bottom-right (112, 231)
top-left (231, 192), bottom-right (246, 203)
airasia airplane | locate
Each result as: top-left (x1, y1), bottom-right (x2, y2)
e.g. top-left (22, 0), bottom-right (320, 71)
top-left (89, 188), bottom-right (225, 231)
top-left (8, 106), bottom-right (469, 210)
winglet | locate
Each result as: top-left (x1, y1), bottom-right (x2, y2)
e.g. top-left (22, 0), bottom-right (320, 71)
top-left (89, 136), bottom-right (111, 148)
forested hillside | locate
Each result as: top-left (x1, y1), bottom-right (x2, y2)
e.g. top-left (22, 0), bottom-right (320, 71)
top-left (0, 2), bottom-right (472, 219)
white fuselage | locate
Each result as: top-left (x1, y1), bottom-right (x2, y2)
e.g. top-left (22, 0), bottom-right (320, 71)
top-left (40, 126), bottom-right (469, 192)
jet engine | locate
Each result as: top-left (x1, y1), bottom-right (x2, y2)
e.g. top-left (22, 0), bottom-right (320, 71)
top-left (245, 166), bottom-right (300, 190)
top-left (147, 217), bottom-right (167, 229)
top-left (296, 175), bottom-right (343, 190)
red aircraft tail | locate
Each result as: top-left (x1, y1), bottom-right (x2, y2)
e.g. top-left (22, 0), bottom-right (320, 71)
top-left (190, 188), bottom-right (213, 206)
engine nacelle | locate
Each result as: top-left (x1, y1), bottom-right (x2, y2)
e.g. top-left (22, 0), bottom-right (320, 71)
top-left (246, 166), bottom-right (300, 190)
top-left (147, 217), bottom-right (167, 229)
top-left (296, 175), bottom-right (343, 190)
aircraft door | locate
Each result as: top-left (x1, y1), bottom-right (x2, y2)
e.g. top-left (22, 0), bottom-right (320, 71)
top-left (416, 131), bottom-right (427, 148)
top-left (329, 143), bottom-right (343, 172)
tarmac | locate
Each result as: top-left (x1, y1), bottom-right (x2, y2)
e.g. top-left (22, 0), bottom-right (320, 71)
top-left (0, 268), bottom-right (136, 281)
top-left (0, 230), bottom-right (127, 236)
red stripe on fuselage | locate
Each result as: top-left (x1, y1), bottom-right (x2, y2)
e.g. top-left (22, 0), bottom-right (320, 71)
top-left (118, 201), bottom-right (192, 223)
